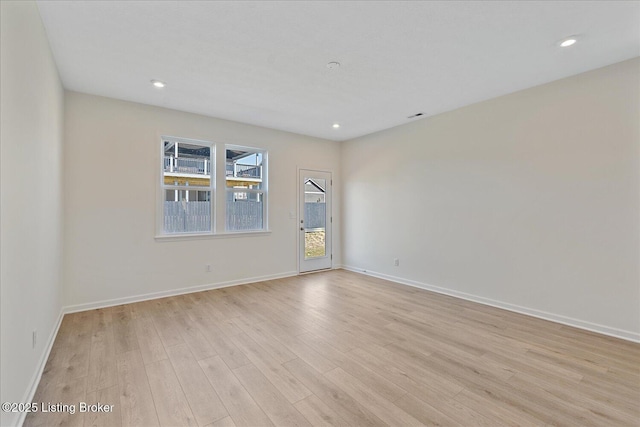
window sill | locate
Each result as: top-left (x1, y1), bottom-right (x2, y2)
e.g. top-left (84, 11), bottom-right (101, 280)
top-left (155, 230), bottom-right (272, 242)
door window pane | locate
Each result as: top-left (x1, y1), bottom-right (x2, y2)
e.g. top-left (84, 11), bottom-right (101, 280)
top-left (304, 178), bottom-right (326, 259)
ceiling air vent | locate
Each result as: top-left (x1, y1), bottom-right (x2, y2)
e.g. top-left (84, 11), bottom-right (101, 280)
top-left (407, 113), bottom-right (424, 119)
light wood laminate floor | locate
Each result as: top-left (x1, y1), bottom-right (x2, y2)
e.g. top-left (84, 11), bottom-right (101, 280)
top-left (25, 270), bottom-right (639, 426)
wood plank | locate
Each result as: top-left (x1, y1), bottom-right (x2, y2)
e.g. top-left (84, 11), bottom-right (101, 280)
top-left (231, 317), bottom-right (297, 364)
top-left (112, 317), bottom-right (139, 354)
top-left (323, 367), bottom-right (424, 427)
top-left (129, 300), bottom-right (154, 319)
top-left (508, 372), bottom-right (639, 426)
top-left (58, 311), bottom-right (94, 381)
top-left (293, 395), bottom-right (350, 427)
top-left (111, 304), bottom-right (132, 322)
top-left (166, 343), bottom-right (228, 426)
top-left (86, 323), bottom-right (118, 392)
top-left (154, 297), bottom-right (183, 317)
top-left (198, 355), bottom-right (274, 427)
top-left (145, 359), bottom-right (197, 427)
top-left (173, 314), bottom-right (217, 360)
top-left (274, 334), bottom-right (337, 374)
top-left (295, 333), bottom-right (407, 403)
top-left (83, 385), bottom-right (121, 427)
top-left (233, 363), bottom-right (311, 426)
top-left (394, 392), bottom-right (490, 427)
top-left (453, 388), bottom-right (545, 426)
top-left (230, 333), bottom-right (312, 403)
top-left (283, 358), bottom-right (385, 426)
top-left (93, 308), bottom-right (113, 329)
top-left (133, 317), bottom-right (168, 364)
top-left (188, 313), bottom-right (251, 369)
top-left (206, 416), bottom-right (236, 427)
top-left (24, 376), bottom-right (87, 427)
top-left (346, 347), bottom-right (461, 401)
top-left (152, 314), bottom-right (185, 348)
top-left (116, 350), bottom-right (160, 427)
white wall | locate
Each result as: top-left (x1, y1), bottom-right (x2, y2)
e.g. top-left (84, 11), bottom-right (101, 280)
top-left (0, 2), bottom-right (65, 425)
top-left (342, 58), bottom-right (640, 340)
top-left (63, 92), bottom-right (341, 308)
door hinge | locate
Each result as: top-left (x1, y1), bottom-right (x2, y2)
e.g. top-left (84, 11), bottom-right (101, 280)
top-left (330, 216), bottom-right (333, 223)
top-left (331, 254), bottom-right (333, 260)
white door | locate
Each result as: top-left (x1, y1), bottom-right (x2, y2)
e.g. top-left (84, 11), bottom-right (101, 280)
top-left (299, 170), bottom-right (332, 273)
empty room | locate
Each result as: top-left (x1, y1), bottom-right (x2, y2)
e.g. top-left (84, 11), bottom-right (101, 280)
top-left (1, 1), bottom-right (639, 426)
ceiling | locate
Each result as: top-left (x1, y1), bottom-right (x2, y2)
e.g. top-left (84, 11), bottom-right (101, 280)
top-left (37, 1), bottom-right (640, 142)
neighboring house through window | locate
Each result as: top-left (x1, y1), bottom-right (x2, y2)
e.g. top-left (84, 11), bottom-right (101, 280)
top-left (158, 137), bottom-right (268, 235)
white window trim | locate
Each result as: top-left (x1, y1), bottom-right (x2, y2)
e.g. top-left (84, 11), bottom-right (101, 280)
top-left (154, 230), bottom-right (272, 241)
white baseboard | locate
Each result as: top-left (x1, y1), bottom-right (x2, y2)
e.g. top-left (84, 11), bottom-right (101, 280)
top-left (16, 308), bottom-right (65, 427)
top-left (341, 265), bottom-right (640, 343)
top-left (63, 271), bottom-right (298, 314)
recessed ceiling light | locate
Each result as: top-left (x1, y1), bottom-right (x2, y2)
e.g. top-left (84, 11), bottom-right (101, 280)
top-left (151, 79), bottom-right (166, 88)
top-left (332, 123), bottom-right (340, 129)
top-left (327, 62), bottom-right (340, 70)
top-left (559, 37), bottom-right (577, 47)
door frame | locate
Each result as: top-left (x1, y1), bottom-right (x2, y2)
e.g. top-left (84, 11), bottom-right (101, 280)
top-left (297, 168), bottom-right (333, 274)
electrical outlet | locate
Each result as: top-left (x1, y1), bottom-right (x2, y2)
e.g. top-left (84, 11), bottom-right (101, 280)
top-left (206, 264), bottom-right (212, 272)
top-left (394, 258), bottom-right (399, 267)
top-left (32, 330), bottom-right (37, 349)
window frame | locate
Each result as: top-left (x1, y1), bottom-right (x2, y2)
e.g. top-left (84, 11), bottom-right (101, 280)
top-left (158, 135), bottom-right (215, 236)
top-left (225, 144), bottom-right (268, 232)
top-left (156, 136), bottom-right (271, 240)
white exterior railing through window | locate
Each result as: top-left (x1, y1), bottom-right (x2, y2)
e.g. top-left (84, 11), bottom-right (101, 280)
top-left (164, 156), bottom-right (209, 175)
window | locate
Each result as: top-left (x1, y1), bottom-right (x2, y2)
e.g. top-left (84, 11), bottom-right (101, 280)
top-left (226, 145), bottom-right (267, 231)
top-left (158, 138), bottom-right (268, 236)
top-left (161, 137), bottom-right (214, 234)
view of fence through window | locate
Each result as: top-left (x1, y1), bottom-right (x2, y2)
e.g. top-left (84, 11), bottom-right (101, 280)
top-left (161, 139), bottom-right (267, 234)
top-left (226, 147), bottom-right (266, 231)
top-left (162, 139), bottom-right (212, 233)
